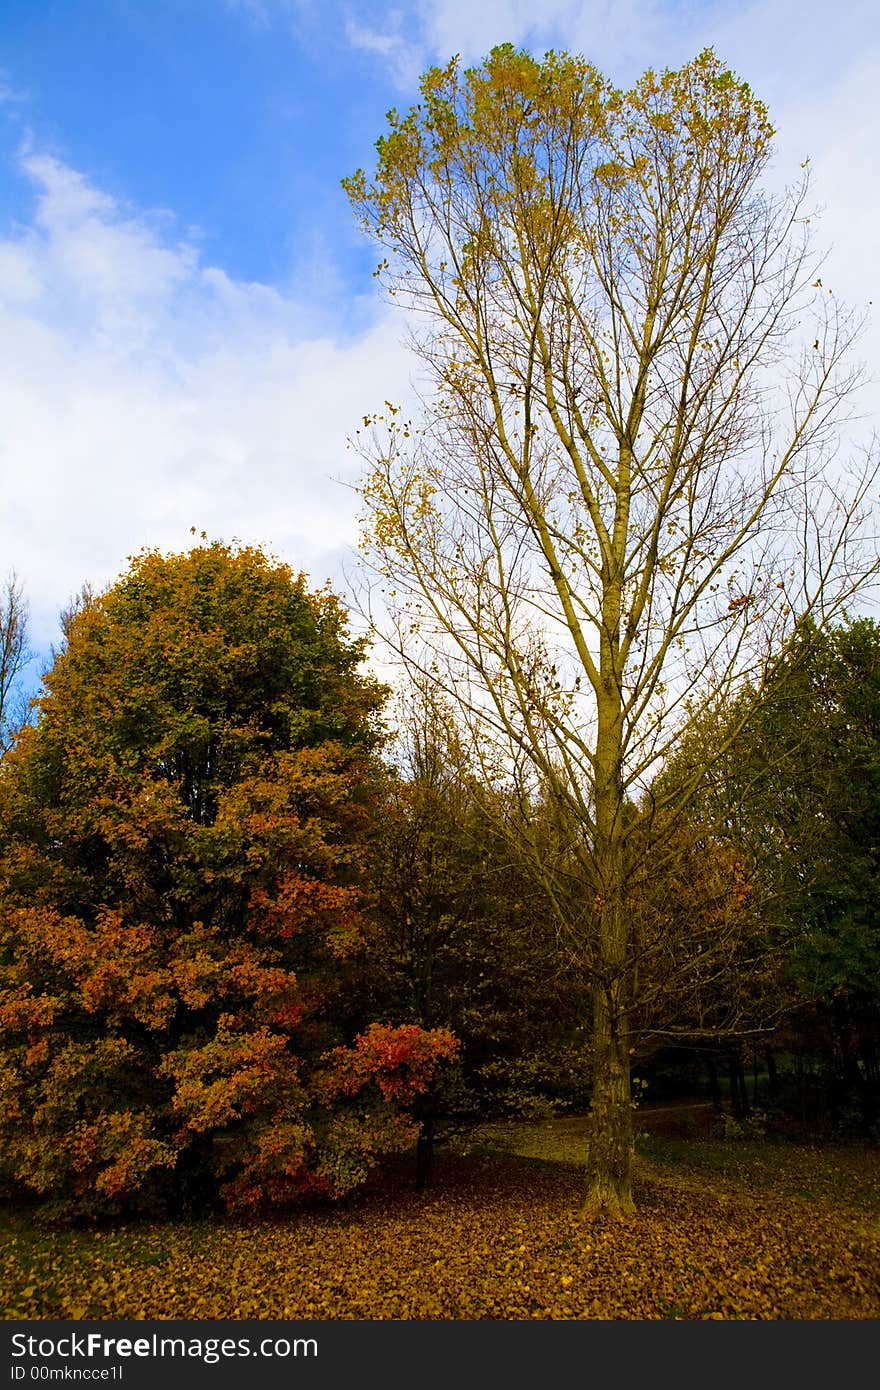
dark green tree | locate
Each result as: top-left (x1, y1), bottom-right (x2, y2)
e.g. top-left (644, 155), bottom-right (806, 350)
top-left (667, 619), bottom-right (880, 1130)
top-left (367, 690), bottom-right (588, 1184)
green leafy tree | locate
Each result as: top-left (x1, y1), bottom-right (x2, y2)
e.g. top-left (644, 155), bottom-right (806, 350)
top-left (680, 620), bottom-right (880, 1126)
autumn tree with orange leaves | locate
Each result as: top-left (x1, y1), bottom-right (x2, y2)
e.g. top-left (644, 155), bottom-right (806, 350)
top-left (0, 543), bottom-right (456, 1219)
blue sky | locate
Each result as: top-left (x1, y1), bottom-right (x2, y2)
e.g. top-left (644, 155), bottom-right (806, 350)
top-left (0, 2), bottom-right (398, 311)
top-left (0, 0), bottom-right (878, 666)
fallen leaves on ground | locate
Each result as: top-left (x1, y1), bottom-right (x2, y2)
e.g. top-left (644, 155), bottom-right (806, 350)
top-left (2, 1138), bottom-right (878, 1320)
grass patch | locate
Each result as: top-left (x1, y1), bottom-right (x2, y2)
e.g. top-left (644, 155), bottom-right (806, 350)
top-left (639, 1134), bottom-right (880, 1213)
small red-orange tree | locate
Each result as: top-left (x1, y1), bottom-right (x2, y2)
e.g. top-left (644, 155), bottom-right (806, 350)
top-left (0, 543), bottom-right (456, 1219)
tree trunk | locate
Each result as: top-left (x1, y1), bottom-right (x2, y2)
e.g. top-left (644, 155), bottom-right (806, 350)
top-left (582, 543), bottom-right (633, 1220)
top-left (728, 1045), bottom-right (749, 1118)
top-left (706, 1050), bottom-right (722, 1113)
top-left (765, 1046), bottom-right (779, 1099)
top-left (834, 997), bottom-right (862, 1089)
top-left (582, 979), bottom-right (634, 1220)
top-left (415, 1115), bottom-right (434, 1189)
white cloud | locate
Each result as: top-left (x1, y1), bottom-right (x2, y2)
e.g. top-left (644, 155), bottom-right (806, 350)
top-left (0, 70), bottom-right (28, 106)
top-left (775, 56), bottom-right (880, 315)
top-left (346, 17), bottom-right (425, 89)
top-left (341, 0), bottom-right (690, 83)
top-left (418, 0), bottom-right (672, 72)
top-left (346, 0), bottom-right (878, 111)
top-left (0, 153), bottom-right (413, 650)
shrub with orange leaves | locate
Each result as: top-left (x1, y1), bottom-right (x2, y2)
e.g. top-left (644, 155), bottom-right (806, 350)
top-left (324, 1022), bottom-right (461, 1105)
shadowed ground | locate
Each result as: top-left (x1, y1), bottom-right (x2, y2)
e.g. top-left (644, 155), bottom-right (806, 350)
top-left (3, 1113), bottom-right (878, 1319)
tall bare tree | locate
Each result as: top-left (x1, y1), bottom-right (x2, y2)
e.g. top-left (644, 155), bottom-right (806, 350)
top-left (344, 46), bottom-right (880, 1217)
top-left (0, 571), bottom-right (31, 754)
